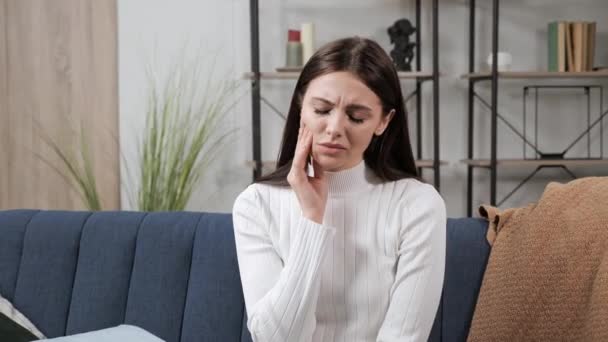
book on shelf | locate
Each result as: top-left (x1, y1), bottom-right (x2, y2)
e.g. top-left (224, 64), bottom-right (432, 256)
top-left (548, 21), bottom-right (558, 72)
top-left (565, 22), bottom-right (574, 71)
top-left (588, 22), bottom-right (596, 71)
top-left (548, 20), bottom-right (596, 72)
top-left (558, 22), bottom-right (566, 72)
top-left (574, 21), bottom-right (584, 71)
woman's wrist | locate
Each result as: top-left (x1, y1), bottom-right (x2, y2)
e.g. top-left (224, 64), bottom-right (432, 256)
top-left (303, 211), bottom-right (323, 225)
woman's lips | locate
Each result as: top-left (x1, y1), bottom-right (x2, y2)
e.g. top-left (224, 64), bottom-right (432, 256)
top-left (318, 143), bottom-right (346, 154)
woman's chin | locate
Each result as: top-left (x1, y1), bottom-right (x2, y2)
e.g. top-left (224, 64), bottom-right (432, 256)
top-left (313, 155), bottom-right (344, 172)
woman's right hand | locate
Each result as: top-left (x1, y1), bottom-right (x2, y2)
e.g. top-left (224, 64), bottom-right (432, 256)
top-left (287, 123), bottom-right (328, 224)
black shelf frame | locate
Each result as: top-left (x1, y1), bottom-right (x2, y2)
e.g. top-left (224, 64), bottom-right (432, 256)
top-left (465, 0), bottom-right (500, 217)
top-left (464, 0), bottom-right (608, 216)
top-left (248, 0), bottom-right (441, 189)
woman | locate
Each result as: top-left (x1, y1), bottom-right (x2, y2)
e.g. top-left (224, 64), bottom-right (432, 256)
top-left (233, 37), bottom-right (446, 342)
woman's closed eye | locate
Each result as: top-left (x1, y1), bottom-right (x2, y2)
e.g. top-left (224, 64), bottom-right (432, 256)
top-left (348, 115), bottom-right (364, 124)
top-left (314, 108), bottom-right (365, 124)
top-left (314, 108), bottom-right (331, 115)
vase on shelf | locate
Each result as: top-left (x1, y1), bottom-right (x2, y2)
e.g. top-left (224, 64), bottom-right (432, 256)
top-left (285, 29), bottom-right (303, 68)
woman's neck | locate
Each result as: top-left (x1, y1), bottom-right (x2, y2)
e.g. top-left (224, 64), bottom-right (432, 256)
top-left (323, 160), bottom-right (375, 196)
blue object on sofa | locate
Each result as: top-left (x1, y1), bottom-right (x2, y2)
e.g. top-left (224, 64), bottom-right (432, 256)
top-left (0, 210), bottom-right (490, 342)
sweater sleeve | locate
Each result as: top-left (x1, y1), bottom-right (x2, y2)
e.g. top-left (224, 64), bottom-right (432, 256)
top-left (376, 184), bottom-right (447, 342)
top-left (232, 185), bottom-right (335, 342)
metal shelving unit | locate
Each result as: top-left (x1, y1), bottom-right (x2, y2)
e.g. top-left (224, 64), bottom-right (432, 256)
top-left (247, 0), bottom-right (442, 189)
top-left (463, 0), bottom-right (608, 216)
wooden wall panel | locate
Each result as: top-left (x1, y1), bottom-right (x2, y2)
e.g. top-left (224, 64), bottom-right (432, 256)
top-left (0, 0), bottom-right (119, 210)
top-left (72, 0), bottom-right (120, 211)
top-left (0, 1), bottom-right (7, 208)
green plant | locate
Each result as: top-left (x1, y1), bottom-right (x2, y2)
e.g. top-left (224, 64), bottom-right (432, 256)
top-left (134, 53), bottom-right (239, 211)
top-left (36, 120), bottom-right (103, 211)
top-left (37, 48), bottom-right (239, 211)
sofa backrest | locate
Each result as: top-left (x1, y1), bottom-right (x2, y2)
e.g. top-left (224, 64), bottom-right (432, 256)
top-left (0, 210), bottom-right (250, 342)
top-left (0, 210), bottom-right (490, 342)
top-left (428, 217), bottom-right (491, 342)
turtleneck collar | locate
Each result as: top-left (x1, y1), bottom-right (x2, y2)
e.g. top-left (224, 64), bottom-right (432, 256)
top-left (323, 159), bottom-right (375, 196)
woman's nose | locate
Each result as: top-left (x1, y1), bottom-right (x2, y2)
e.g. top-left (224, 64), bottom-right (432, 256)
top-left (325, 111), bottom-right (346, 138)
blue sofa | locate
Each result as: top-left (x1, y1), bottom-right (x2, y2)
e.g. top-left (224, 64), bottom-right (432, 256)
top-left (0, 210), bottom-right (490, 342)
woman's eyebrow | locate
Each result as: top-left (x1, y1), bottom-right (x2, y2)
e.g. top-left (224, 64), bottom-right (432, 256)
top-left (311, 97), bottom-right (334, 105)
top-left (311, 97), bottom-right (372, 114)
top-left (345, 103), bottom-right (372, 114)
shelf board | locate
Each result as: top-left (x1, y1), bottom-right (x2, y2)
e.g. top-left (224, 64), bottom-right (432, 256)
top-left (246, 159), bottom-right (447, 170)
top-left (243, 71), bottom-right (436, 80)
top-left (415, 159), bottom-right (449, 168)
top-left (461, 158), bottom-right (608, 167)
top-left (461, 70), bottom-right (608, 80)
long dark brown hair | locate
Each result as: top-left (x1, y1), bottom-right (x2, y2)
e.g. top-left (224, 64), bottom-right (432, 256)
top-left (255, 36), bottom-right (418, 186)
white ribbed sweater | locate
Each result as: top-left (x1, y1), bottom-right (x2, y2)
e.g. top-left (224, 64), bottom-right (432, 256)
top-left (232, 160), bottom-right (446, 342)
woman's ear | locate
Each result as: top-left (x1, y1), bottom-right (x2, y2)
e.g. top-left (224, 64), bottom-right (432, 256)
top-left (375, 109), bottom-right (395, 136)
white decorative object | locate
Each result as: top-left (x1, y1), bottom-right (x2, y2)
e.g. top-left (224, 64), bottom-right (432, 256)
top-left (38, 325), bottom-right (164, 341)
top-left (301, 22), bottom-right (315, 64)
top-left (486, 52), bottom-right (512, 71)
top-left (0, 295), bottom-right (45, 339)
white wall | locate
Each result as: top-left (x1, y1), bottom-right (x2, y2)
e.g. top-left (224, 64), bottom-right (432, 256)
top-left (118, 0), bottom-right (249, 212)
top-left (118, 0), bottom-right (608, 217)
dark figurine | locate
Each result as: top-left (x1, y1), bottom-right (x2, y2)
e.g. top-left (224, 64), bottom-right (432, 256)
top-left (387, 19), bottom-right (417, 71)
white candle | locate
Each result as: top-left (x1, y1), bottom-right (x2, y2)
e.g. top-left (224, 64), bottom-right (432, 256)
top-left (301, 22), bottom-right (315, 64)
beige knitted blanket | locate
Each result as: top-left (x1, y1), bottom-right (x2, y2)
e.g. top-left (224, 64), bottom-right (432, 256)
top-left (467, 177), bottom-right (608, 342)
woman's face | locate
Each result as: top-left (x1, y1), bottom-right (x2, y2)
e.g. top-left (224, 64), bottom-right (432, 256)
top-left (300, 71), bottom-right (394, 172)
